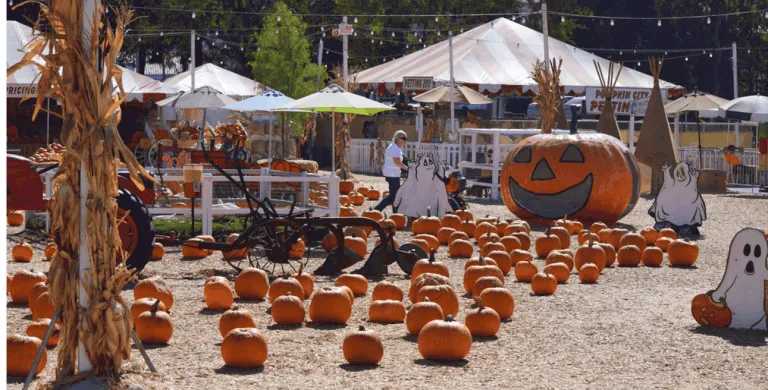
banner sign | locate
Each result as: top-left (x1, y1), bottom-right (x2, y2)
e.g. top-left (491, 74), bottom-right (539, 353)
top-left (585, 87), bottom-right (667, 116)
top-left (402, 77), bottom-right (434, 91)
top-left (338, 23), bottom-right (354, 36)
top-left (7, 84), bottom-right (38, 98)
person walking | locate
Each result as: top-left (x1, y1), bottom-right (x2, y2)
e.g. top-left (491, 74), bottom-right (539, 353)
top-left (374, 130), bottom-right (409, 211)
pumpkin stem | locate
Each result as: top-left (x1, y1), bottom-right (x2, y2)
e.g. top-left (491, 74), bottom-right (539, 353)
top-left (588, 234), bottom-right (594, 248)
top-left (424, 297), bottom-right (430, 303)
top-left (298, 264), bottom-right (305, 275)
top-left (477, 297), bottom-right (485, 311)
top-left (478, 255), bottom-right (485, 265)
top-left (445, 315), bottom-right (454, 322)
top-left (150, 298), bottom-right (161, 314)
top-left (429, 249), bottom-right (436, 263)
top-left (359, 325), bottom-right (366, 331)
top-left (545, 227), bottom-right (551, 237)
top-left (426, 206), bottom-right (431, 218)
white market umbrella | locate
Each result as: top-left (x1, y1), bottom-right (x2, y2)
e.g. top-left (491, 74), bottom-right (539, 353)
top-left (274, 84), bottom-right (394, 175)
top-left (718, 94), bottom-right (768, 122)
top-left (157, 86), bottom-right (237, 143)
top-left (665, 89), bottom-right (729, 167)
top-left (223, 88), bottom-right (309, 162)
top-left (412, 84), bottom-right (492, 104)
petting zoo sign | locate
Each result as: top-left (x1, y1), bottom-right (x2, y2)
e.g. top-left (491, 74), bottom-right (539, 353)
top-left (403, 77), bottom-right (434, 91)
top-left (585, 87), bottom-right (667, 116)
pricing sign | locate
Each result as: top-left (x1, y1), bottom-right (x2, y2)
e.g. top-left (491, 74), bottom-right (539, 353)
top-left (338, 23), bottom-right (354, 36)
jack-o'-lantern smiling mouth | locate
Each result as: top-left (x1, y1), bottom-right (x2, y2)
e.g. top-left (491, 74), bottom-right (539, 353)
top-left (507, 174), bottom-right (594, 220)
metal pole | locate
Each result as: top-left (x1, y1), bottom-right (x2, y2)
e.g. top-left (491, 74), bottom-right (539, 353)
top-left (449, 31), bottom-right (455, 136)
top-left (342, 16), bottom-right (348, 90)
top-left (629, 115), bottom-right (635, 152)
top-left (332, 109), bottom-right (336, 175)
top-left (191, 30), bottom-right (196, 90)
top-left (732, 42), bottom-right (737, 99)
top-left (317, 39), bottom-right (324, 90)
top-left (542, 1), bottom-right (550, 73)
top-left (78, 0), bottom-right (97, 374)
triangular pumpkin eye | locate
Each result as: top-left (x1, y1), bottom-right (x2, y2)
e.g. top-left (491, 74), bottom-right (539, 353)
top-left (513, 145), bottom-right (532, 163)
top-left (560, 144), bottom-right (584, 163)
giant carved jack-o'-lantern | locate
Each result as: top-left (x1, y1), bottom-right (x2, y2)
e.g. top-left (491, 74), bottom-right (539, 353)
top-left (500, 133), bottom-right (640, 225)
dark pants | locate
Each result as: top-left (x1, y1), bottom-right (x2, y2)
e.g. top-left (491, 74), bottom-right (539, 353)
top-left (374, 176), bottom-right (401, 211)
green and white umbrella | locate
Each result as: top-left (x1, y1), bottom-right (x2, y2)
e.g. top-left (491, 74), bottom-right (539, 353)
top-left (274, 84), bottom-right (394, 174)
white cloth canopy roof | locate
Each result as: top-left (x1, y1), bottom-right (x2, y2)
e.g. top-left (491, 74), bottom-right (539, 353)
top-left (163, 63), bottom-right (266, 97)
top-left (354, 17), bottom-right (683, 96)
top-left (7, 21), bottom-right (180, 101)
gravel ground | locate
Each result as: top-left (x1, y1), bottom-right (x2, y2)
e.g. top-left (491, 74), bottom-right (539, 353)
top-left (6, 173), bottom-right (768, 389)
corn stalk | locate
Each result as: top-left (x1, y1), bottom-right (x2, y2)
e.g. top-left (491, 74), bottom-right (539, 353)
top-left (8, 0), bottom-right (151, 380)
top-left (531, 60), bottom-right (559, 134)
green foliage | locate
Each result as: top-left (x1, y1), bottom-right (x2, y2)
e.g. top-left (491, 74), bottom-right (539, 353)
top-left (248, 2), bottom-right (327, 99)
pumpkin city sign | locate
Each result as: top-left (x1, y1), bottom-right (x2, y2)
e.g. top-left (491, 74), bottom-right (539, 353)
top-left (585, 87), bottom-right (668, 116)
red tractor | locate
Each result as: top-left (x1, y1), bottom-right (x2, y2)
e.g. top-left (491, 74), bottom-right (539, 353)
top-left (7, 154), bottom-right (157, 273)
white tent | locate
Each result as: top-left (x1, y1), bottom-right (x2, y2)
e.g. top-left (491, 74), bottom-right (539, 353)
top-left (7, 21), bottom-right (180, 101)
top-left (163, 63), bottom-right (266, 98)
top-left (354, 17), bottom-right (683, 96)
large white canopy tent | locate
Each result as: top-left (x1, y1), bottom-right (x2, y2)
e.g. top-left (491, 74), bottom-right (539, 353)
top-left (354, 17), bottom-right (683, 97)
top-left (7, 21), bottom-right (181, 101)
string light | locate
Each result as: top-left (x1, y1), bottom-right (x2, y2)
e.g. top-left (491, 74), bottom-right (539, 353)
top-left (460, 28), bottom-right (464, 33)
top-left (160, 31), bottom-right (164, 36)
top-left (215, 31), bottom-right (219, 36)
top-left (391, 32), bottom-right (395, 37)
top-left (379, 40), bottom-right (383, 45)
top-left (685, 57), bottom-right (689, 61)
top-left (707, 17), bottom-right (711, 24)
top-left (224, 44), bottom-right (227, 49)
top-left (371, 38), bottom-right (374, 43)
top-left (637, 61), bottom-right (641, 66)
top-left (709, 52), bottom-right (713, 58)
top-left (191, 11), bottom-right (195, 19)
top-left (610, 19), bottom-right (614, 26)
top-left (657, 19), bottom-right (661, 27)
top-left (354, 17), bottom-right (358, 23)
top-left (435, 16), bottom-right (439, 22)
top-left (620, 51), bottom-right (623, 55)
top-left (240, 46), bottom-right (243, 51)
top-left (748, 49), bottom-right (751, 54)
top-left (138, 37), bottom-right (141, 42)
top-left (437, 31), bottom-right (441, 36)
top-left (277, 15), bottom-right (281, 22)
top-left (561, 16), bottom-right (565, 22)
top-left (365, 58), bottom-right (368, 62)
top-left (354, 31), bottom-right (357, 36)
top-left (276, 28), bottom-right (279, 34)
top-left (321, 26), bottom-right (324, 31)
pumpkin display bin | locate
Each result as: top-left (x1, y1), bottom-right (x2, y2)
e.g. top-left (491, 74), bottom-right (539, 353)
top-left (500, 133), bottom-right (640, 225)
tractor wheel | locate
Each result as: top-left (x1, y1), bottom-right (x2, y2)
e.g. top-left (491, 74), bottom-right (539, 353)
top-left (116, 188), bottom-right (155, 274)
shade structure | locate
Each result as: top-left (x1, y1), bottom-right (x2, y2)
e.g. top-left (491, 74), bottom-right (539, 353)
top-left (164, 63), bottom-right (266, 97)
top-left (222, 88), bottom-right (295, 112)
top-left (274, 84), bottom-right (395, 174)
top-left (413, 84), bottom-right (492, 104)
top-left (354, 18), bottom-right (683, 96)
top-left (156, 86), bottom-right (237, 109)
top-left (665, 90), bottom-right (729, 114)
top-left (7, 21), bottom-right (180, 100)
top-left (717, 94), bottom-right (768, 122)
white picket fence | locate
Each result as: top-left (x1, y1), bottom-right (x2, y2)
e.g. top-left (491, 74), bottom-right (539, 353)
top-left (42, 168), bottom-right (341, 235)
top-left (350, 136), bottom-right (765, 189)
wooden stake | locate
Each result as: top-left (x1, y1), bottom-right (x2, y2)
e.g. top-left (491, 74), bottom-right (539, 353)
top-left (131, 329), bottom-right (158, 373)
top-left (23, 309), bottom-right (60, 390)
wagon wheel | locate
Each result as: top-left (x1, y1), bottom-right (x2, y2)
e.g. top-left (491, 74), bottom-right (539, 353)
top-left (230, 219), bottom-right (308, 276)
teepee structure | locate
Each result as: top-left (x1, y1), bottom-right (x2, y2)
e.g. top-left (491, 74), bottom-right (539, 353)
top-left (634, 57), bottom-right (679, 195)
top-left (593, 60), bottom-right (624, 141)
top-left (551, 58), bottom-right (569, 130)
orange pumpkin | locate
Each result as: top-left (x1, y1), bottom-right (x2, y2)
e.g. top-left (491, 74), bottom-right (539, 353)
top-left (10, 270), bottom-right (47, 304)
top-left (367, 187), bottom-right (381, 200)
top-left (455, 209), bottom-right (473, 221)
top-left (205, 276), bottom-right (235, 310)
top-left (410, 238), bottom-right (431, 255)
top-left (617, 245), bottom-right (642, 267)
top-left (7, 334), bottom-right (47, 377)
top-left (349, 192), bottom-right (365, 206)
top-left (417, 315), bottom-right (472, 361)
top-left (151, 242), bottom-right (165, 261)
top-left (691, 294), bottom-right (732, 327)
top-left (486, 250), bottom-right (513, 275)
top-left (535, 229), bottom-right (561, 258)
top-left (336, 274), bottom-right (368, 296)
top-left (546, 250), bottom-right (575, 272)
top-left (574, 236), bottom-right (606, 272)
top-left (411, 207), bottom-right (442, 236)
top-left (599, 243), bottom-right (616, 267)
top-left (589, 222), bottom-right (608, 234)
top-left (371, 281), bottom-right (403, 301)
top-left (667, 239), bottom-right (699, 266)
top-left (309, 287), bottom-right (352, 324)
top-left (182, 238), bottom-right (208, 259)
top-left (344, 234), bottom-right (367, 258)
top-left (578, 263), bottom-right (600, 283)
top-left (480, 241), bottom-right (506, 258)
top-left (405, 297), bottom-right (444, 335)
top-left (368, 299), bottom-right (406, 323)
top-left (26, 318), bottom-right (61, 348)
top-left (504, 223), bottom-right (529, 235)
top-left (499, 235), bottom-right (522, 253)
top-left (478, 287), bottom-right (515, 320)
top-left (464, 298), bottom-right (501, 338)
top-left (389, 213), bottom-right (407, 229)
top-left (235, 267), bottom-right (270, 300)
top-left (135, 299), bottom-right (174, 344)
top-left (510, 249), bottom-right (534, 266)
top-left (339, 180), bottom-right (355, 194)
top-left (500, 133), bottom-right (640, 225)
top-left (606, 228), bottom-right (627, 250)
top-left (134, 277), bottom-right (175, 310)
top-left (639, 227), bottom-right (658, 245)
top-left (460, 218), bottom-right (477, 238)
top-left (321, 232), bottom-right (338, 252)
top-left (409, 273), bottom-right (453, 303)
top-left (415, 284), bottom-right (460, 318)
top-left (269, 277), bottom-right (305, 303)
top-left (448, 239), bottom-right (473, 258)
top-left (28, 282), bottom-right (48, 312)
top-left (448, 231), bottom-right (470, 245)
top-left (463, 260), bottom-right (504, 293)
top-left (356, 187), bottom-right (370, 197)
top-left (543, 263), bottom-right (570, 284)
top-left (511, 232), bottom-right (532, 251)
top-left (411, 250), bottom-right (450, 281)
top-left (219, 307), bottom-right (257, 337)
top-left (414, 234), bottom-right (440, 252)
top-left (514, 260), bottom-right (538, 282)
top-left (222, 233), bottom-right (247, 260)
top-left (437, 227), bottom-right (457, 245)
top-left (221, 328), bottom-right (268, 368)
top-left (130, 298), bottom-right (168, 323)
top-left (441, 214), bottom-right (462, 230)
top-left (7, 210), bottom-right (24, 227)
top-left (343, 326), bottom-right (384, 365)
top-left (619, 232), bottom-right (647, 252)
top-left (655, 237), bottom-right (674, 252)
top-left (549, 226), bottom-right (571, 249)
top-left (531, 272), bottom-right (558, 296)
top-left (657, 228), bottom-right (678, 241)
top-left (44, 242), bottom-right (57, 261)
top-left (578, 231), bottom-right (600, 246)
top-left (471, 275), bottom-right (503, 300)
top-left (642, 246), bottom-right (664, 267)
top-left (32, 292), bottom-right (55, 321)
top-left (272, 292), bottom-right (306, 325)
top-left (12, 239), bottom-right (34, 262)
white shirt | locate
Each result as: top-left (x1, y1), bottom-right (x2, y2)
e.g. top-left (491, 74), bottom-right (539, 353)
top-left (382, 142), bottom-right (403, 177)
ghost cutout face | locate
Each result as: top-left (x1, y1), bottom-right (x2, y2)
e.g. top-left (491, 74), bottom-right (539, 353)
top-left (649, 161), bottom-right (706, 231)
top-left (708, 228), bottom-right (768, 330)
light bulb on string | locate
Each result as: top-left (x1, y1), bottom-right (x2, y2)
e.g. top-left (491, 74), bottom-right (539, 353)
top-left (406, 44), bottom-right (409, 49)
top-left (277, 16), bottom-right (281, 22)
top-left (240, 46), bottom-right (243, 51)
top-left (435, 16), bottom-right (439, 22)
top-left (685, 57), bottom-right (688, 61)
top-left (460, 28), bottom-right (464, 33)
top-left (709, 52), bottom-right (713, 58)
top-left (365, 58), bottom-right (368, 62)
top-left (702, 50), bottom-right (706, 54)
top-left (160, 31), bottom-right (164, 37)
top-left (224, 44), bottom-right (227, 49)
top-left (657, 19), bottom-right (661, 27)
top-left (561, 16), bottom-right (565, 23)
top-left (637, 61), bottom-right (641, 66)
top-left (322, 32), bottom-right (326, 37)
top-left (196, 36), bottom-right (199, 41)
top-left (379, 40), bottom-right (383, 45)
top-left (707, 17), bottom-right (711, 24)
top-left (610, 19), bottom-right (614, 26)
top-left (620, 51), bottom-right (623, 55)
top-left (215, 31), bottom-right (219, 36)
top-left (321, 26), bottom-right (324, 32)
top-left (192, 11), bottom-right (196, 19)
top-left (276, 28), bottom-right (279, 34)
top-left (354, 17), bottom-right (358, 23)
top-left (371, 38), bottom-right (374, 43)
top-left (664, 51), bottom-right (667, 55)
top-left (437, 31), bottom-right (441, 36)
top-left (748, 49), bottom-right (751, 54)
top-left (521, 18), bottom-right (526, 24)
top-left (423, 44), bottom-right (427, 48)
top-left (138, 37), bottom-right (141, 42)
top-left (353, 31), bottom-right (357, 36)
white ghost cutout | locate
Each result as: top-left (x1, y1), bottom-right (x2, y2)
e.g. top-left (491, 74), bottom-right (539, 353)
top-left (393, 153), bottom-right (452, 218)
top-left (649, 161), bottom-right (707, 228)
top-left (710, 228), bottom-right (768, 330)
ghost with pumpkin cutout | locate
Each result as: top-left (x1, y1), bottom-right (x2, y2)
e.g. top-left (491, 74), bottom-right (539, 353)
top-left (393, 152), bottom-right (452, 218)
top-left (691, 228), bottom-right (768, 330)
top-left (648, 161), bottom-right (706, 236)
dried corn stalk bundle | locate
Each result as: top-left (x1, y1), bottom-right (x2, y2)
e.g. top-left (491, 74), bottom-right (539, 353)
top-left (531, 60), bottom-right (559, 134)
top-left (8, 0), bottom-right (151, 380)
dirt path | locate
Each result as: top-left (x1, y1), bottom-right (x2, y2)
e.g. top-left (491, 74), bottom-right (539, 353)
top-left (6, 175), bottom-right (768, 389)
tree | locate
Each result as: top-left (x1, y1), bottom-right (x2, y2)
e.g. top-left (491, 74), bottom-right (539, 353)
top-left (248, 2), bottom-right (327, 157)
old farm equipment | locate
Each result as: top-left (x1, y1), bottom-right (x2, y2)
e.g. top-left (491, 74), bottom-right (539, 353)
top-left (7, 154), bottom-right (156, 273)
top-left (190, 143), bottom-right (425, 276)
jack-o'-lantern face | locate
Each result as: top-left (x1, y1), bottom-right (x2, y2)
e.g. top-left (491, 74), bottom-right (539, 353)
top-left (500, 133), bottom-right (640, 224)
